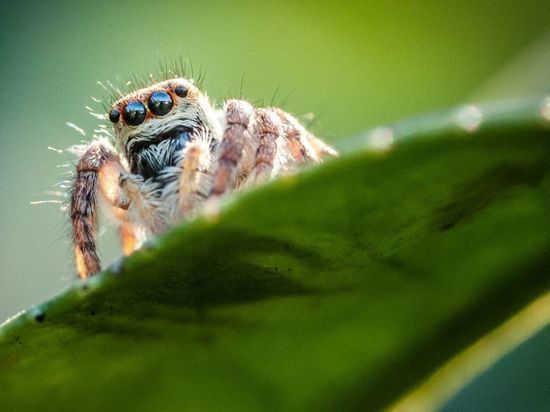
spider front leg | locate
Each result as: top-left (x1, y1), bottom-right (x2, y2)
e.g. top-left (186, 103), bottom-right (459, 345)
top-left (70, 142), bottom-right (131, 279)
top-left (118, 174), bottom-right (166, 234)
top-left (118, 222), bottom-right (138, 256)
top-left (97, 159), bottom-right (139, 256)
top-left (178, 133), bottom-right (212, 215)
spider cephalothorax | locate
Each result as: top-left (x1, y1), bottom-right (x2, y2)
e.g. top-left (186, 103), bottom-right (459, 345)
top-left (70, 77), bottom-right (337, 279)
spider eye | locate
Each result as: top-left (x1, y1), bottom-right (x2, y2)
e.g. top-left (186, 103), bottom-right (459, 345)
top-left (108, 108), bottom-right (120, 123)
top-left (123, 101), bottom-right (147, 126)
top-left (174, 84), bottom-right (188, 98)
top-left (148, 90), bottom-right (173, 116)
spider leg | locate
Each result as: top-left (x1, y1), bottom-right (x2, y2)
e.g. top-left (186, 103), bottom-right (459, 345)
top-left (275, 109), bottom-right (337, 162)
top-left (209, 99), bottom-right (254, 197)
top-left (179, 136), bottom-right (211, 215)
top-left (118, 222), bottom-right (137, 256)
top-left (98, 158), bottom-right (139, 256)
top-left (275, 109), bottom-right (315, 162)
top-left (71, 142), bottom-right (130, 279)
top-left (305, 132), bottom-right (338, 159)
top-left (251, 108), bottom-right (284, 183)
top-left (119, 174), bottom-right (165, 234)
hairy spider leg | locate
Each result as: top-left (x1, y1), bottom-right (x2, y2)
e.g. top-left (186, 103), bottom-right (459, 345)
top-left (209, 100), bottom-right (254, 196)
top-left (251, 108), bottom-right (283, 183)
top-left (71, 143), bottom-right (129, 278)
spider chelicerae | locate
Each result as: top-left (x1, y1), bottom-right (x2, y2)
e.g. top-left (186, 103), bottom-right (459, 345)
top-left (70, 77), bottom-right (337, 279)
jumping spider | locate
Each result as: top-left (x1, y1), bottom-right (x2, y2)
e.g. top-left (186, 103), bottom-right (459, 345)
top-left (70, 77), bottom-right (337, 279)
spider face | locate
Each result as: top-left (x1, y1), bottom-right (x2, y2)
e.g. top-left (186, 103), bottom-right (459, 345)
top-left (107, 78), bottom-right (218, 179)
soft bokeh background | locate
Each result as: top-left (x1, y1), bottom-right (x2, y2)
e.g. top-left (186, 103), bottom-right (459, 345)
top-left (1, 0), bottom-right (549, 409)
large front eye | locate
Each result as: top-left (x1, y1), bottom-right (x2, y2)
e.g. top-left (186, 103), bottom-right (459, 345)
top-left (148, 90), bottom-right (173, 116)
top-left (123, 101), bottom-right (147, 126)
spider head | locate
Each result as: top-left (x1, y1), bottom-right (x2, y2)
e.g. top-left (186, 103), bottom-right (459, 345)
top-left (108, 78), bottom-right (219, 179)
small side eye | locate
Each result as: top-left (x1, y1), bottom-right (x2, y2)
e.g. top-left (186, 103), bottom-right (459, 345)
top-left (148, 90), bottom-right (173, 116)
top-left (174, 84), bottom-right (188, 98)
top-left (123, 101), bottom-right (147, 126)
top-left (108, 108), bottom-right (120, 123)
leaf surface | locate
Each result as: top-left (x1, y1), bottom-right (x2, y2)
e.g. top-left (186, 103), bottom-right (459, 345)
top-left (1, 99), bottom-right (550, 411)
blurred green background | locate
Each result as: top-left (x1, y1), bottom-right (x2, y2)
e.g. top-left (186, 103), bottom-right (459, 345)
top-left (1, 0), bottom-right (549, 409)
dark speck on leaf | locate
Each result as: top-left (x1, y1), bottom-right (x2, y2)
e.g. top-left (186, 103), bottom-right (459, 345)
top-left (34, 312), bottom-right (46, 323)
top-left (198, 333), bottom-right (215, 346)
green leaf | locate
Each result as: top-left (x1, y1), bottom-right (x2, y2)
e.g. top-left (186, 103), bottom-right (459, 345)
top-left (1, 99), bottom-right (550, 411)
